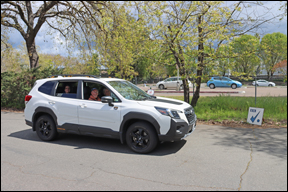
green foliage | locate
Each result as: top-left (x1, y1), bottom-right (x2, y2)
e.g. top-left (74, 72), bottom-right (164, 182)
top-left (259, 32), bottom-right (287, 78)
top-left (230, 34), bottom-right (261, 77)
top-left (1, 66), bottom-right (64, 109)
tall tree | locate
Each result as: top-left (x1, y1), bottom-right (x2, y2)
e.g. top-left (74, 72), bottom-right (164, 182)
top-left (259, 32), bottom-right (287, 79)
top-left (230, 34), bottom-right (261, 77)
top-left (1, 1), bottom-right (115, 69)
top-left (132, 1), bottom-right (283, 106)
top-left (95, 3), bottom-right (160, 80)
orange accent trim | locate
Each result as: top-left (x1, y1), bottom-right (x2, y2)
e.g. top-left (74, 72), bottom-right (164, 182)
top-left (57, 128), bottom-right (65, 130)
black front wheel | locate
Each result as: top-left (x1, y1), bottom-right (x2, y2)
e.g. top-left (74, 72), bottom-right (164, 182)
top-left (35, 115), bottom-right (58, 141)
top-left (126, 122), bottom-right (158, 154)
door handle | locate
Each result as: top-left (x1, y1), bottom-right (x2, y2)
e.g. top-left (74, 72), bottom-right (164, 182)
top-left (79, 104), bottom-right (87, 108)
top-left (48, 101), bottom-right (55, 104)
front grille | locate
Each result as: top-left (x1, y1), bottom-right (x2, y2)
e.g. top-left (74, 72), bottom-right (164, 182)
top-left (184, 107), bottom-right (196, 125)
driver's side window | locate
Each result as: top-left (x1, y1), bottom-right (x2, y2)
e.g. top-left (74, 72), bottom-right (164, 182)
top-left (83, 81), bottom-right (120, 102)
top-left (166, 78), bottom-right (172, 82)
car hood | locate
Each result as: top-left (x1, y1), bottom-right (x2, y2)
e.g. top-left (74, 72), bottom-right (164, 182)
top-left (137, 96), bottom-right (191, 111)
top-left (233, 80), bottom-right (242, 84)
top-left (156, 81), bottom-right (164, 85)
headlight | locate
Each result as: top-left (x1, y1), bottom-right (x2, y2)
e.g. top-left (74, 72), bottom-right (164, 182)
top-left (155, 107), bottom-right (181, 119)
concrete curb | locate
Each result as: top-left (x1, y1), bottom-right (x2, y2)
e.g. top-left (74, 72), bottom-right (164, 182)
top-left (152, 90), bottom-right (244, 94)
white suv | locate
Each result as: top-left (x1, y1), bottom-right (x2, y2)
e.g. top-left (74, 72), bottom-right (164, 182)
top-left (24, 75), bottom-right (197, 153)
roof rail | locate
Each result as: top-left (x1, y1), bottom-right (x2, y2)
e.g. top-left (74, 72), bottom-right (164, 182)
top-left (47, 74), bottom-right (100, 78)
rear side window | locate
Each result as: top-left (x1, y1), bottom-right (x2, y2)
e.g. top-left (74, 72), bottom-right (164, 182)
top-left (213, 77), bottom-right (220, 80)
top-left (222, 77), bottom-right (229, 81)
top-left (38, 81), bottom-right (55, 95)
top-left (55, 81), bottom-right (78, 98)
top-left (172, 78), bottom-right (178, 81)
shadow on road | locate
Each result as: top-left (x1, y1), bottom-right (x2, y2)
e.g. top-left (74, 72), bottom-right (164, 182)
top-left (202, 126), bottom-right (287, 160)
top-left (8, 129), bottom-right (186, 156)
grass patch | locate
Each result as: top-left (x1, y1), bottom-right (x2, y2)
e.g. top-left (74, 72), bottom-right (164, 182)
top-left (163, 95), bottom-right (287, 123)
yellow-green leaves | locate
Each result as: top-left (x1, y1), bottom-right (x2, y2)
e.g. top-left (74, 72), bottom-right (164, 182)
top-left (230, 34), bottom-right (261, 77)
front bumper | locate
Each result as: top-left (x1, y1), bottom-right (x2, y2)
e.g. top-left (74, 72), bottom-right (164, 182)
top-left (158, 117), bottom-right (197, 142)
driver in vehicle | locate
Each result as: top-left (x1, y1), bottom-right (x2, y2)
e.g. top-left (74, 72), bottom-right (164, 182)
top-left (89, 88), bottom-right (101, 101)
top-left (103, 88), bottom-right (111, 96)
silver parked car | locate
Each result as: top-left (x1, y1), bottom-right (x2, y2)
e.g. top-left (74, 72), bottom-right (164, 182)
top-left (252, 80), bottom-right (276, 87)
top-left (156, 77), bottom-right (192, 89)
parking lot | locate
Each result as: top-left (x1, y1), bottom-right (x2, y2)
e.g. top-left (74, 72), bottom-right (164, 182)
top-left (139, 84), bottom-right (287, 97)
top-left (1, 112), bottom-right (287, 191)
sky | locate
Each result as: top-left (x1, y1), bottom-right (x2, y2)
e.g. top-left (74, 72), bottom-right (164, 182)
top-left (5, 1), bottom-right (287, 57)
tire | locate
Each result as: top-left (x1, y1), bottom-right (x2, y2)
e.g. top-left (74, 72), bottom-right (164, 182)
top-left (268, 84), bottom-right (272, 87)
top-left (159, 84), bottom-right (164, 89)
top-left (35, 115), bottom-right (58, 141)
top-left (231, 84), bottom-right (237, 89)
top-left (209, 84), bottom-right (215, 89)
top-left (126, 122), bottom-right (158, 154)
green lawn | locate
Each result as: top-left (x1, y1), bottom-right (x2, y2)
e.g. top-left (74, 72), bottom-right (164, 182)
top-left (163, 95), bottom-right (287, 123)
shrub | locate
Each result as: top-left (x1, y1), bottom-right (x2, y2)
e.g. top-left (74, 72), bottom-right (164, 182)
top-left (1, 66), bottom-right (63, 109)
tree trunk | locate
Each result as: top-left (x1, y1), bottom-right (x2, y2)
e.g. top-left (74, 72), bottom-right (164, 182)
top-left (267, 70), bottom-right (271, 80)
top-left (177, 43), bottom-right (190, 103)
top-left (182, 74), bottom-right (190, 103)
top-left (268, 70), bottom-right (274, 80)
top-left (26, 38), bottom-right (39, 69)
top-left (176, 62), bottom-right (190, 103)
top-left (191, 15), bottom-right (204, 107)
top-left (169, 41), bottom-right (190, 103)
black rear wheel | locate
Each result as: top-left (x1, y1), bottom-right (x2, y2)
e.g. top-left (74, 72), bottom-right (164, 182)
top-left (35, 115), bottom-right (58, 141)
top-left (126, 122), bottom-right (158, 154)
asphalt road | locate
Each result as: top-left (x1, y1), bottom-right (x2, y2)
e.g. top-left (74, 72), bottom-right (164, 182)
top-left (1, 112), bottom-right (287, 191)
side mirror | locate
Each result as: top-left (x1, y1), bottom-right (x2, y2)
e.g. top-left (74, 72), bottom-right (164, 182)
top-left (101, 96), bottom-right (114, 106)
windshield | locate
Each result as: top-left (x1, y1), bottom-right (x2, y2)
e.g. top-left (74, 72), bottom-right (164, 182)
top-left (107, 80), bottom-right (152, 100)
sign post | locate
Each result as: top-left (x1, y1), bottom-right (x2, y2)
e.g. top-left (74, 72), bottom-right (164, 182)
top-left (255, 65), bottom-right (260, 107)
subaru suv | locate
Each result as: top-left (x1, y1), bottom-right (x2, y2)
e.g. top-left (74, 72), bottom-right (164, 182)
top-left (24, 74), bottom-right (197, 153)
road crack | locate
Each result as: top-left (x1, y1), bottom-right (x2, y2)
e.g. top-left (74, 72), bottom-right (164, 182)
top-left (97, 167), bottom-right (235, 190)
top-left (238, 138), bottom-right (253, 191)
